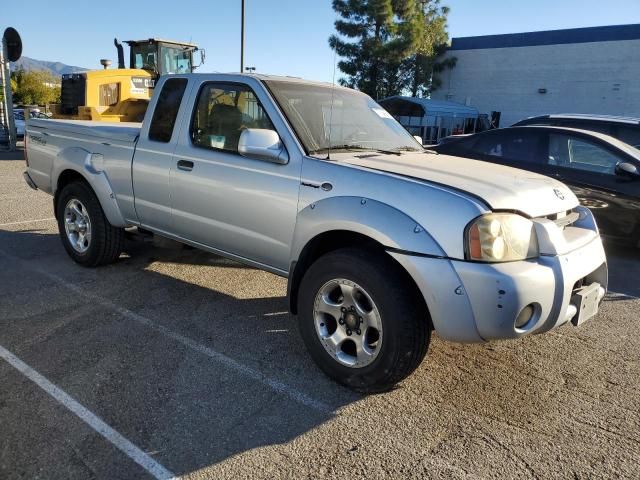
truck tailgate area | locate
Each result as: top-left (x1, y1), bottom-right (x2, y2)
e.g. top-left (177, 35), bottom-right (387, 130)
top-left (28, 118), bottom-right (142, 144)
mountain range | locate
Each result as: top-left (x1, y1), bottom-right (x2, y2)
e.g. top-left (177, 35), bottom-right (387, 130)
top-left (10, 57), bottom-right (88, 76)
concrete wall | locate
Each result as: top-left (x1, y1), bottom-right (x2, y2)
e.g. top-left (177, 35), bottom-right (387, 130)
top-left (432, 39), bottom-right (640, 127)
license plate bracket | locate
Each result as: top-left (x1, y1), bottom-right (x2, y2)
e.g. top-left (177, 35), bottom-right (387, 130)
top-left (571, 282), bottom-right (601, 327)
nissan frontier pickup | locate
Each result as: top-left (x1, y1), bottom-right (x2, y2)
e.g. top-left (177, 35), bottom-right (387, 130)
top-left (23, 73), bottom-right (608, 392)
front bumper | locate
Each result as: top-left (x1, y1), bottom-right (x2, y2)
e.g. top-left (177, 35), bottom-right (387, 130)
top-left (389, 231), bottom-right (607, 343)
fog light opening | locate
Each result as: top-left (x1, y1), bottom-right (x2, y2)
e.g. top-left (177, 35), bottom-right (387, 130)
top-left (515, 304), bottom-right (535, 329)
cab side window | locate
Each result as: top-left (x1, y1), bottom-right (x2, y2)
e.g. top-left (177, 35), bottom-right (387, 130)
top-left (548, 134), bottom-right (621, 174)
top-left (474, 131), bottom-right (542, 164)
top-left (191, 83), bottom-right (274, 153)
top-left (148, 78), bottom-right (188, 143)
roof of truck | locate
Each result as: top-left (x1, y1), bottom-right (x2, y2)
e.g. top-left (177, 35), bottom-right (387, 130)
top-left (187, 72), bottom-right (360, 92)
top-left (248, 73), bottom-right (345, 87)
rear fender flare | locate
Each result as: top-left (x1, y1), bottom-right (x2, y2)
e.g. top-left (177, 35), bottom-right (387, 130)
top-left (52, 146), bottom-right (127, 227)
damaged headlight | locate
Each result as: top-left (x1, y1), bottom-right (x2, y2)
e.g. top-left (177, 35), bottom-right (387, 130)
top-left (465, 213), bottom-right (539, 262)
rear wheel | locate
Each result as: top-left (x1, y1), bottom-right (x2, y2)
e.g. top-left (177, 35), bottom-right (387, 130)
top-left (56, 181), bottom-right (124, 267)
top-left (297, 248), bottom-right (431, 392)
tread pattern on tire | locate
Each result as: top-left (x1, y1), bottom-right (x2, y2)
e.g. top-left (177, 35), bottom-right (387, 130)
top-left (56, 181), bottom-right (125, 267)
top-left (298, 247), bottom-right (431, 393)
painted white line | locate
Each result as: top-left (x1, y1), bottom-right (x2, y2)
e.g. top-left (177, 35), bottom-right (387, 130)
top-left (0, 217), bottom-right (55, 227)
top-left (0, 344), bottom-right (176, 480)
top-left (0, 250), bottom-right (332, 414)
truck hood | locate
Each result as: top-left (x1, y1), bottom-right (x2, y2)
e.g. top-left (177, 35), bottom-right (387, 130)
top-left (335, 152), bottom-right (578, 218)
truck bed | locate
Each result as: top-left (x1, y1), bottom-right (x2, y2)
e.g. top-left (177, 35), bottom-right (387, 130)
top-left (28, 118), bottom-right (141, 144)
top-left (25, 118), bottom-right (141, 209)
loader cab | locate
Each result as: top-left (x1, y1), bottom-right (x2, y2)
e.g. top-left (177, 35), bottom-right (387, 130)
top-left (125, 39), bottom-right (200, 76)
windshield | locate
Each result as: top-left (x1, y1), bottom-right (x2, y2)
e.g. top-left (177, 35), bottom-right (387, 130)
top-left (264, 80), bottom-right (422, 155)
top-left (160, 46), bottom-right (192, 74)
top-left (131, 44), bottom-right (192, 74)
top-left (132, 44), bottom-right (157, 72)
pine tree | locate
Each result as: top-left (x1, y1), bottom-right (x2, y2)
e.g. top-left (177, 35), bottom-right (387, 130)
top-left (329, 0), bottom-right (453, 99)
top-left (401, 0), bottom-right (455, 98)
top-left (329, 0), bottom-right (422, 99)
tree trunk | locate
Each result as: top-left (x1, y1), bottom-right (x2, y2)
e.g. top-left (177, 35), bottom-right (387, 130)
top-left (411, 55), bottom-right (419, 97)
top-left (371, 21), bottom-right (382, 99)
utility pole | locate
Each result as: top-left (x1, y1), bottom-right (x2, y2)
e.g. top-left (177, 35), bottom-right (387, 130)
top-left (1, 39), bottom-right (17, 151)
top-left (240, 0), bottom-right (245, 72)
top-left (1, 28), bottom-right (21, 151)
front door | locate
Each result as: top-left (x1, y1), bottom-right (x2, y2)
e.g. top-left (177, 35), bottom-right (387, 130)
top-left (170, 80), bottom-right (302, 272)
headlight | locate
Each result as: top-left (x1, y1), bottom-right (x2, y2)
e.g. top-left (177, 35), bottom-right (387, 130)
top-left (465, 213), bottom-right (539, 262)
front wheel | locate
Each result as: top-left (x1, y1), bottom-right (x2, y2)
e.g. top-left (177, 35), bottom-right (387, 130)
top-left (56, 181), bottom-right (125, 267)
top-left (297, 248), bottom-right (431, 393)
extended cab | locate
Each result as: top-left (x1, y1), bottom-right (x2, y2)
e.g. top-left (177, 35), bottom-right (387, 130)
top-left (24, 73), bottom-right (608, 392)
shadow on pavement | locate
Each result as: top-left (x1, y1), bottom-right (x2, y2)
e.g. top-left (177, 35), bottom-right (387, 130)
top-left (0, 146), bottom-right (24, 161)
top-left (603, 241), bottom-right (640, 298)
top-left (0, 228), bottom-right (358, 478)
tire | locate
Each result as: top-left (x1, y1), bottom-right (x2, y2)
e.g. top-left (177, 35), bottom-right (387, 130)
top-left (297, 247), bottom-right (431, 393)
top-left (56, 181), bottom-right (125, 267)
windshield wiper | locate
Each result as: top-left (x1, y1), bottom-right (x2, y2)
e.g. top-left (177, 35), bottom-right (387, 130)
top-left (309, 144), bottom-right (401, 156)
top-left (392, 146), bottom-right (423, 152)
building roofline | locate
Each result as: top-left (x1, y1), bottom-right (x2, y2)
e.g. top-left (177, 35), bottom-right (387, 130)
top-left (450, 23), bottom-right (640, 51)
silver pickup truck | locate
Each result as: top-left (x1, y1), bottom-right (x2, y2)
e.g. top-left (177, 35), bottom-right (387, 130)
top-left (24, 73), bottom-right (608, 392)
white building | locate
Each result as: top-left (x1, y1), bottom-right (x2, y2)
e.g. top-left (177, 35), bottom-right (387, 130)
top-left (432, 24), bottom-right (640, 127)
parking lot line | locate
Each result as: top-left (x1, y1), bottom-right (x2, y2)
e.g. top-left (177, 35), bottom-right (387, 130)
top-left (0, 217), bottom-right (56, 227)
top-left (0, 344), bottom-right (176, 480)
top-left (0, 250), bottom-right (333, 414)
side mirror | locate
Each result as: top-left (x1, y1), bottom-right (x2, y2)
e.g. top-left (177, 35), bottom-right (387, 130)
top-left (413, 135), bottom-right (423, 145)
top-left (238, 129), bottom-right (289, 164)
top-left (192, 49), bottom-right (206, 69)
top-left (615, 161), bottom-right (640, 179)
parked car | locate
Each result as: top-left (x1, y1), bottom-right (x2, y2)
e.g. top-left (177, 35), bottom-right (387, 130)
top-left (513, 114), bottom-right (640, 148)
top-left (437, 133), bottom-right (472, 145)
top-left (430, 126), bottom-right (640, 246)
top-left (24, 74), bottom-right (607, 392)
top-left (13, 111), bottom-right (25, 138)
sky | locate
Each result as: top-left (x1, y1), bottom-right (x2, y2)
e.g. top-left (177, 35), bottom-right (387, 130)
top-left (4, 0), bottom-right (640, 82)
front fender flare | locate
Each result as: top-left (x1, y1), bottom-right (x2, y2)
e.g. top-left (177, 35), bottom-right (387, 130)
top-left (52, 146), bottom-right (127, 227)
top-left (287, 196), bottom-right (446, 314)
top-left (290, 196), bottom-right (446, 262)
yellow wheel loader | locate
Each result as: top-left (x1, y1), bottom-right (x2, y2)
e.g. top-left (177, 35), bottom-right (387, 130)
top-left (51, 38), bottom-right (203, 122)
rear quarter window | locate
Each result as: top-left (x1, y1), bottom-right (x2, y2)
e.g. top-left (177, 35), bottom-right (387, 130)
top-left (149, 78), bottom-right (188, 143)
top-left (474, 131), bottom-right (543, 164)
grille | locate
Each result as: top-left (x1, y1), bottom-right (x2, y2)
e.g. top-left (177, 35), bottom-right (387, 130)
top-left (540, 209), bottom-right (580, 230)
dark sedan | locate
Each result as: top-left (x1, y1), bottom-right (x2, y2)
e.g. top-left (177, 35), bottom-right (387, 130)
top-left (512, 114), bottom-right (640, 148)
top-left (430, 126), bottom-right (640, 246)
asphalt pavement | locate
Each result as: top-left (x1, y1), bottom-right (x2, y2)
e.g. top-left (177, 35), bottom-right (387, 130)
top-left (1, 149), bottom-right (638, 479)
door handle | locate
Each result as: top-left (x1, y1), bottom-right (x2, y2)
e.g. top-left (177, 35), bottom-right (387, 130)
top-left (177, 159), bottom-right (194, 171)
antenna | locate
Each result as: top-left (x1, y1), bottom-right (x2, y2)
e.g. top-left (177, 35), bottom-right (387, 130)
top-left (326, 46), bottom-right (338, 160)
